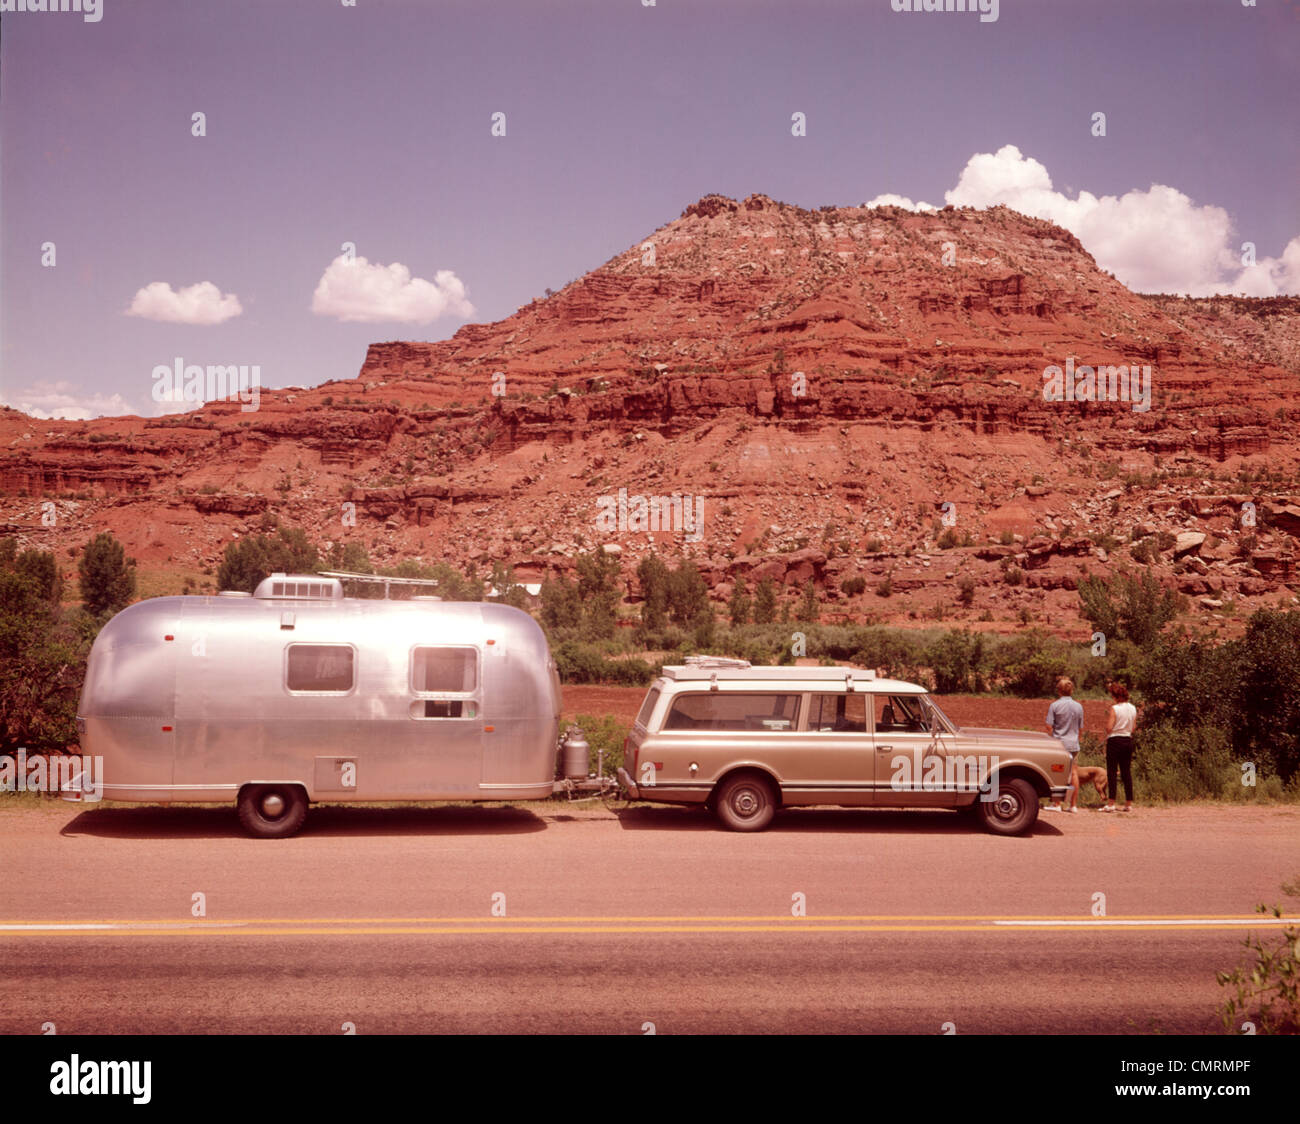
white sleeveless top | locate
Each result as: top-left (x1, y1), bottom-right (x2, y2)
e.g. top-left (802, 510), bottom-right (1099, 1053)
top-left (1110, 702), bottom-right (1137, 737)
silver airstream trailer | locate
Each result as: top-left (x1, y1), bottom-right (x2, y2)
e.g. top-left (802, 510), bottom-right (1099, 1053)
top-left (74, 572), bottom-right (570, 837)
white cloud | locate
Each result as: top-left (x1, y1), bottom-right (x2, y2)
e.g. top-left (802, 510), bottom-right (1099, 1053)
top-left (0, 380), bottom-right (137, 420)
top-left (874, 144), bottom-right (1299, 296)
top-left (865, 193), bottom-right (937, 213)
top-left (1227, 236), bottom-right (1300, 298)
top-left (126, 280), bottom-right (243, 325)
top-left (311, 254), bottom-right (475, 323)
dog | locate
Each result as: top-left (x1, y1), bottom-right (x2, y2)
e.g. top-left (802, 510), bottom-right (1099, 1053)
top-left (1073, 766), bottom-right (1109, 799)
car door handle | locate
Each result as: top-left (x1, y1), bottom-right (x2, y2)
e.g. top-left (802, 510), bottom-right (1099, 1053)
top-left (876, 744), bottom-right (893, 753)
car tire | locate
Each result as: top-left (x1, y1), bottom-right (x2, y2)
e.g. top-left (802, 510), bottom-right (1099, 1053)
top-left (238, 784), bottom-right (308, 839)
top-left (713, 773), bottom-right (776, 832)
top-left (975, 777), bottom-right (1038, 836)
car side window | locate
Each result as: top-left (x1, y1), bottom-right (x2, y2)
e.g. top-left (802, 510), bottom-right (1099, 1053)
top-left (663, 692), bottom-right (800, 732)
top-left (808, 693), bottom-right (868, 733)
top-left (875, 694), bottom-right (927, 733)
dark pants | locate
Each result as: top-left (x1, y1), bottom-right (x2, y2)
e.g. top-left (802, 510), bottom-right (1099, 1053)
top-left (1106, 736), bottom-right (1134, 803)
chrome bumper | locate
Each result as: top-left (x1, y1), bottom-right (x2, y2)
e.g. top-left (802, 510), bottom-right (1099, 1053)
top-left (616, 767), bottom-right (639, 799)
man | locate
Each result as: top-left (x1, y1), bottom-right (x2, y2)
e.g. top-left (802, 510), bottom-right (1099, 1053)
top-left (1044, 677), bottom-right (1085, 813)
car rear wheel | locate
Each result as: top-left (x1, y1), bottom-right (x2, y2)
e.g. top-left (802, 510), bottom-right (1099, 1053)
top-left (238, 784), bottom-right (308, 838)
top-left (713, 773), bottom-right (776, 832)
top-left (975, 777), bottom-right (1038, 836)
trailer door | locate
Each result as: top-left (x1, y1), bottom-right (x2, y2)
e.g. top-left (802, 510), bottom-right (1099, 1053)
top-left (409, 645), bottom-right (482, 794)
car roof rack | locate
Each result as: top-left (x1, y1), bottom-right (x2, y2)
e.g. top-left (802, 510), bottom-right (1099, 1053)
top-left (661, 663), bottom-right (878, 683)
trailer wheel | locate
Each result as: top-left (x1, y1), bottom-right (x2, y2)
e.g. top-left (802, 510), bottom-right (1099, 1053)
top-left (238, 785), bottom-right (308, 839)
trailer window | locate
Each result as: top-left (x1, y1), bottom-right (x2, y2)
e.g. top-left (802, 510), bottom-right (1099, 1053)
top-left (411, 647), bottom-right (478, 694)
top-left (286, 644), bottom-right (355, 692)
top-left (662, 692), bottom-right (800, 732)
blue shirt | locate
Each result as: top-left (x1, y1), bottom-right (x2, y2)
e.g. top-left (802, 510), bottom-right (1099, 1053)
top-left (1046, 696), bottom-right (1085, 752)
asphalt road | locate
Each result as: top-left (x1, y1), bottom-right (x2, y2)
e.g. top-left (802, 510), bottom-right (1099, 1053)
top-left (2, 800), bottom-right (1297, 1034)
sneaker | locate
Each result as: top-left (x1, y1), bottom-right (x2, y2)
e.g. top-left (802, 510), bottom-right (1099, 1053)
top-left (1101, 804), bottom-right (1116, 813)
top-left (1065, 807), bottom-right (1079, 814)
top-left (1044, 804), bottom-right (1062, 812)
top-left (1121, 805), bottom-right (1133, 813)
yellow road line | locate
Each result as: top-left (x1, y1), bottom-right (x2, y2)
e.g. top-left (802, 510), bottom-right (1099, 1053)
top-left (0, 916), bottom-right (1290, 936)
top-left (0, 913), bottom-right (1288, 925)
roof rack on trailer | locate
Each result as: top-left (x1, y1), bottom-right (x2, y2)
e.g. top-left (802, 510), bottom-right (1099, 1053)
top-left (317, 570), bottom-right (441, 600)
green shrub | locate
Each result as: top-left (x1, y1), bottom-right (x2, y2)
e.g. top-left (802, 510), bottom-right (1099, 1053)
top-left (956, 574), bottom-right (976, 607)
top-left (1217, 906), bottom-right (1300, 1035)
top-left (570, 712), bottom-right (631, 778)
top-left (553, 641), bottom-right (655, 686)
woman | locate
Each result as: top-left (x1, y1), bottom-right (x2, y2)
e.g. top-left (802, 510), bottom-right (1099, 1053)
top-left (1102, 681), bottom-right (1137, 813)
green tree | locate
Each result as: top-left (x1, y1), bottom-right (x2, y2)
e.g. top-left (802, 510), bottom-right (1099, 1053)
top-left (797, 579), bottom-right (819, 623)
top-left (667, 559), bottom-right (710, 629)
top-left (753, 577), bottom-right (777, 624)
top-left (1078, 568), bottom-right (1183, 648)
top-left (575, 548), bottom-right (622, 639)
top-left (637, 554), bottom-right (670, 632)
top-left (728, 575), bottom-right (751, 626)
top-left (490, 562), bottom-right (529, 610)
top-left (77, 532), bottom-right (135, 616)
top-left (217, 526), bottom-right (320, 593)
top-left (324, 540), bottom-right (373, 574)
top-left (540, 573), bottom-right (583, 629)
top-left (1227, 610), bottom-right (1300, 783)
top-left (0, 565), bottom-right (90, 755)
top-left (5, 543), bottom-right (63, 603)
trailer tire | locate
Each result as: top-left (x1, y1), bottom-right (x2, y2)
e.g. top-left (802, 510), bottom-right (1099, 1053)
top-left (238, 785), bottom-right (308, 839)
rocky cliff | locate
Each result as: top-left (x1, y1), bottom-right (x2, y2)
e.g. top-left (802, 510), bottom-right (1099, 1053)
top-left (3, 194), bottom-right (1298, 632)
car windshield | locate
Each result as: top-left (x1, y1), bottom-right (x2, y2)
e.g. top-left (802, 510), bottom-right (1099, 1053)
top-left (921, 694), bottom-right (957, 734)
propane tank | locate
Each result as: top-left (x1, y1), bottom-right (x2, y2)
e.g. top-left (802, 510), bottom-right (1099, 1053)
top-left (561, 725), bottom-right (590, 780)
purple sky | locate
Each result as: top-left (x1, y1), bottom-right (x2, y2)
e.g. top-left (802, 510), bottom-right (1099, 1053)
top-left (2, 0), bottom-right (1297, 418)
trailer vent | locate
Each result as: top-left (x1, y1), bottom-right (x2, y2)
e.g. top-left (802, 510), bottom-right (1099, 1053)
top-left (253, 573), bottom-right (343, 601)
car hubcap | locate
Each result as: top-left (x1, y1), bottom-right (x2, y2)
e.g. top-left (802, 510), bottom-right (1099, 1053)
top-left (261, 793), bottom-right (285, 818)
top-left (733, 788), bottom-right (759, 817)
top-left (995, 793), bottom-right (1019, 819)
